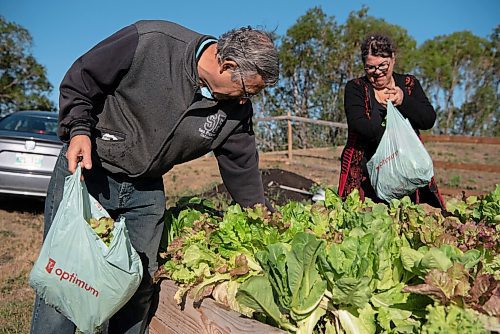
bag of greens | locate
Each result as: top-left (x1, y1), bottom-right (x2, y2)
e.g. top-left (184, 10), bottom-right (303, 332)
top-left (367, 101), bottom-right (434, 202)
top-left (29, 165), bottom-right (142, 333)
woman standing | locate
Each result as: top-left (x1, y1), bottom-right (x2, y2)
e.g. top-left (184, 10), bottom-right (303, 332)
top-left (338, 34), bottom-right (445, 208)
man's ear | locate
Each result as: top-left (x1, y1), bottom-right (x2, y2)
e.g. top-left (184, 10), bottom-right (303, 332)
top-left (219, 60), bottom-right (238, 74)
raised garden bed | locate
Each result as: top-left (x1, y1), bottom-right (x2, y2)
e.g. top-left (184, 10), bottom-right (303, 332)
top-left (149, 280), bottom-right (285, 334)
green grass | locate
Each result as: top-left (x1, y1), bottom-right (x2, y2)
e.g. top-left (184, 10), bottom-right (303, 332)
top-left (446, 175), bottom-right (461, 188)
top-left (0, 299), bottom-right (33, 334)
top-left (0, 230), bottom-right (15, 238)
top-left (1, 271), bottom-right (28, 295)
top-left (0, 269), bottom-right (33, 333)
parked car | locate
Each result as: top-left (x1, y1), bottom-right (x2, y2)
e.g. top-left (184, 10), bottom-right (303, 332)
top-left (0, 111), bottom-right (63, 197)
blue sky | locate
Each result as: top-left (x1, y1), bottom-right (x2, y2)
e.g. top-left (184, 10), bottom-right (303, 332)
top-left (2, 0), bottom-right (499, 104)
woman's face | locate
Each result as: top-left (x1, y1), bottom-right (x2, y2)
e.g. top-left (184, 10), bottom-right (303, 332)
top-left (364, 54), bottom-right (395, 89)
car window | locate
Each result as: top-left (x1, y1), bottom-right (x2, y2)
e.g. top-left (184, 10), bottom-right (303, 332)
top-left (0, 114), bottom-right (58, 135)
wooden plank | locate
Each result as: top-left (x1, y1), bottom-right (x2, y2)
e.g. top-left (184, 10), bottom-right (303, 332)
top-left (421, 135), bottom-right (500, 145)
top-left (287, 112), bottom-right (293, 163)
top-left (254, 116), bottom-right (348, 129)
top-left (433, 161), bottom-right (500, 173)
top-left (439, 187), bottom-right (488, 197)
top-left (260, 156), bottom-right (289, 162)
top-left (149, 280), bottom-right (286, 334)
top-left (261, 155), bottom-right (499, 173)
top-left (292, 153), bottom-right (338, 161)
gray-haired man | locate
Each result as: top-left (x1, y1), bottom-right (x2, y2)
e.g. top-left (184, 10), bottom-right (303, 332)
top-left (30, 20), bottom-right (279, 334)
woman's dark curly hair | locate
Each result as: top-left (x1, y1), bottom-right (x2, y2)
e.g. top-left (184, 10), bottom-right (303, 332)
top-left (361, 34), bottom-right (396, 64)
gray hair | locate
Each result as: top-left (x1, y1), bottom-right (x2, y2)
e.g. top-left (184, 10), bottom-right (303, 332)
top-left (217, 27), bottom-right (279, 86)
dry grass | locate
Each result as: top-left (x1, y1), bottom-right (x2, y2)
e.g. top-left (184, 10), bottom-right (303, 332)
top-left (0, 200), bottom-right (44, 333)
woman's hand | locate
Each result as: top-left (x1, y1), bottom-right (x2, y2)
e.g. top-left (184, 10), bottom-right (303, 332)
top-left (66, 135), bottom-right (92, 173)
top-left (385, 87), bottom-right (404, 106)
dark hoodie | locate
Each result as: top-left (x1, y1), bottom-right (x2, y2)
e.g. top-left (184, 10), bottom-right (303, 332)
top-left (58, 20), bottom-right (265, 207)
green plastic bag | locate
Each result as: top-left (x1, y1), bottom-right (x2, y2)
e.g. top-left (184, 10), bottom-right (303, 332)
top-left (29, 166), bottom-right (143, 333)
top-left (367, 101), bottom-right (434, 202)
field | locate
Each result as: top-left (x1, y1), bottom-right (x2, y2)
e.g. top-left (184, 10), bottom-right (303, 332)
top-left (1, 141), bottom-right (499, 333)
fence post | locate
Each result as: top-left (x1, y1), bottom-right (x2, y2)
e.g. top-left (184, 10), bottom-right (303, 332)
top-left (287, 112), bottom-right (292, 164)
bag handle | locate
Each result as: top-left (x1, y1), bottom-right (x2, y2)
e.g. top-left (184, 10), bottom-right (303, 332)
top-left (46, 164), bottom-right (91, 250)
top-left (385, 100), bottom-right (408, 129)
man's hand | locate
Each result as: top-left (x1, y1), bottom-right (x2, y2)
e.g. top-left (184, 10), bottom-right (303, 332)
top-left (66, 135), bottom-right (92, 173)
top-left (385, 86), bottom-right (404, 106)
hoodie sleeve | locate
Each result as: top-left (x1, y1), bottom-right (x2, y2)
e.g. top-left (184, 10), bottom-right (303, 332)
top-left (214, 105), bottom-right (265, 207)
top-left (58, 24), bottom-right (138, 141)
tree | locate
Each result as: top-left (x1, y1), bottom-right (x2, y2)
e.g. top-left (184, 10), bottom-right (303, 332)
top-left (416, 31), bottom-right (492, 134)
top-left (254, 7), bottom-right (497, 151)
top-left (267, 7), bottom-right (416, 149)
top-left (276, 7), bottom-right (339, 148)
top-left (0, 16), bottom-right (54, 116)
top-left (331, 7), bottom-right (417, 134)
top-left (456, 26), bottom-right (499, 137)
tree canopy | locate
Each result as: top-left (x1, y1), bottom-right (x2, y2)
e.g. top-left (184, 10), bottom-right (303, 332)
top-left (0, 16), bottom-right (54, 117)
top-left (254, 7), bottom-right (498, 150)
top-left (1, 10), bottom-right (497, 140)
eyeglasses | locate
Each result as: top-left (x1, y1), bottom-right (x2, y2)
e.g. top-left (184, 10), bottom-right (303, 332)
top-left (364, 61), bottom-right (390, 74)
top-left (236, 32), bottom-right (259, 100)
top-left (238, 70), bottom-right (255, 99)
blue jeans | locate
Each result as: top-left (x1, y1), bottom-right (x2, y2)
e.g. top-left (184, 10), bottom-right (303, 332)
top-left (30, 145), bottom-right (165, 334)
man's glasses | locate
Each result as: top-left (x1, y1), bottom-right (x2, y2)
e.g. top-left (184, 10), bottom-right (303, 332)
top-left (236, 32), bottom-right (259, 100)
top-left (238, 70), bottom-right (254, 99)
top-left (364, 61), bottom-right (390, 74)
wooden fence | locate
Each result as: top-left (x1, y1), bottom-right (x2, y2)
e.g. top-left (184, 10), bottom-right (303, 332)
top-left (254, 115), bottom-right (500, 173)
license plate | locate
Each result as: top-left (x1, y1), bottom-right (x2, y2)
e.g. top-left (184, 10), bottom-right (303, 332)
top-left (15, 153), bottom-right (44, 169)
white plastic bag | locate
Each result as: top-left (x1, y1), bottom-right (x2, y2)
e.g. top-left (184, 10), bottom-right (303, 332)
top-left (29, 166), bottom-right (143, 333)
top-left (366, 101), bottom-right (434, 202)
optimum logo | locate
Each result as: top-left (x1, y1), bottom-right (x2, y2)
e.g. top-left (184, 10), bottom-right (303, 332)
top-left (375, 150), bottom-right (399, 172)
top-left (199, 113), bottom-right (226, 139)
top-left (45, 258), bottom-right (56, 273)
top-left (45, 258), bottom-right (99, 298)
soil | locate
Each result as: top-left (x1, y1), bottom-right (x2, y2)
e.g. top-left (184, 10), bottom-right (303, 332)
top-left (163, 143), bottom-right (500, 205)
top-left (162, 147), bottom-right (344, 207)
top-left (202, 168), bottom-right (317, 206)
